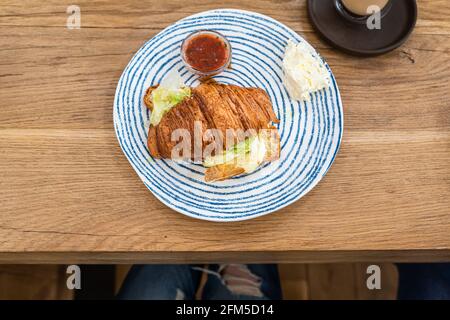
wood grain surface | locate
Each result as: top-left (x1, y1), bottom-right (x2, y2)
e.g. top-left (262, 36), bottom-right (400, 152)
top-left (0, 0), bottom-right (449, 263)
top-left (0, 265), bottom-right (72, 299)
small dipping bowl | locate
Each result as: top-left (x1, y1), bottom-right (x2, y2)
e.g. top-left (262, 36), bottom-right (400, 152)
top-left (181, 30), bottom-right (232, 77)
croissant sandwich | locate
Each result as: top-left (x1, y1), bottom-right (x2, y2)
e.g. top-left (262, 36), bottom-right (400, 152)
top-left (144, 72), bottom-right (280, 182)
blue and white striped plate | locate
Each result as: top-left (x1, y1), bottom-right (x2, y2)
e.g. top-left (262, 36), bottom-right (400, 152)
top-left (114, 9), bottom-right (343, 222)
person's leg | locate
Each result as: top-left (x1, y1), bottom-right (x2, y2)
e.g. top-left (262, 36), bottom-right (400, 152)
top-left (118, 265), bottom-right (201, 300)
top-left (200, 264), bottom-right (282, 300)
top-left (397, 263), bottom-right (450, 300)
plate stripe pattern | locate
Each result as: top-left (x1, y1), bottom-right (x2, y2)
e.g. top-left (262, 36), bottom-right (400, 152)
top-left (113, 9), bottom-right (343, 222)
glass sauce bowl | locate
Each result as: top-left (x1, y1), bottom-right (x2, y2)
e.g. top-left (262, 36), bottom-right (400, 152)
top-left (181, 30), bottom-right (232, 77)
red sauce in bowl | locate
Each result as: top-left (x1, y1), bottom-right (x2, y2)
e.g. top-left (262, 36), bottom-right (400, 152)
top-left (182, 31), bottom-right (231, 75)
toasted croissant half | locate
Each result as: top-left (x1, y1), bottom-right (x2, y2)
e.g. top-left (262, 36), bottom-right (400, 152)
top-left (145, 81), bottom-right (280, 182)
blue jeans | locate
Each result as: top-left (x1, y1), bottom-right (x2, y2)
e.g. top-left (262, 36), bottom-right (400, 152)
top-left (397, 263), bottom-right (450, 300)
top-left (118, 263), bottom-right (450, 300)
top-left (118, 264), bottom-right (282, 300)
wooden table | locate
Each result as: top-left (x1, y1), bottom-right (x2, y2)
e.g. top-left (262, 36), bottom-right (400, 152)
top-left (0, 0), bottom-right (449, 264)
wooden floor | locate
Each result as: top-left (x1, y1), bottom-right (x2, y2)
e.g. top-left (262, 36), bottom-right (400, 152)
top-left (0, 265), bottom-right (73, 300)
top-left (0, 264), bottom-right (397, 300)
top-left (278, 263), bottom-right (398, 300)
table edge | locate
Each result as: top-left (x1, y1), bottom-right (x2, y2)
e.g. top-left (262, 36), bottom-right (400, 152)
top-left (1, 250), bottom-right (449, 264)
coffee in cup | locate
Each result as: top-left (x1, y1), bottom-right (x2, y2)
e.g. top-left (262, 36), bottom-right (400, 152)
top-left (340, 0), bottom-right (390, 16)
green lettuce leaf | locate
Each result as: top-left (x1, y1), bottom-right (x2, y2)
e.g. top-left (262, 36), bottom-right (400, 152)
top-left (150, 86), bottom-right (191, 126)
top-left (204, 136), bottom-right (257, 168)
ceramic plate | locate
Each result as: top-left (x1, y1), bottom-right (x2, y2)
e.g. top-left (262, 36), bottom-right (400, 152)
top-left (113, 9), bottom-right (343, 222)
